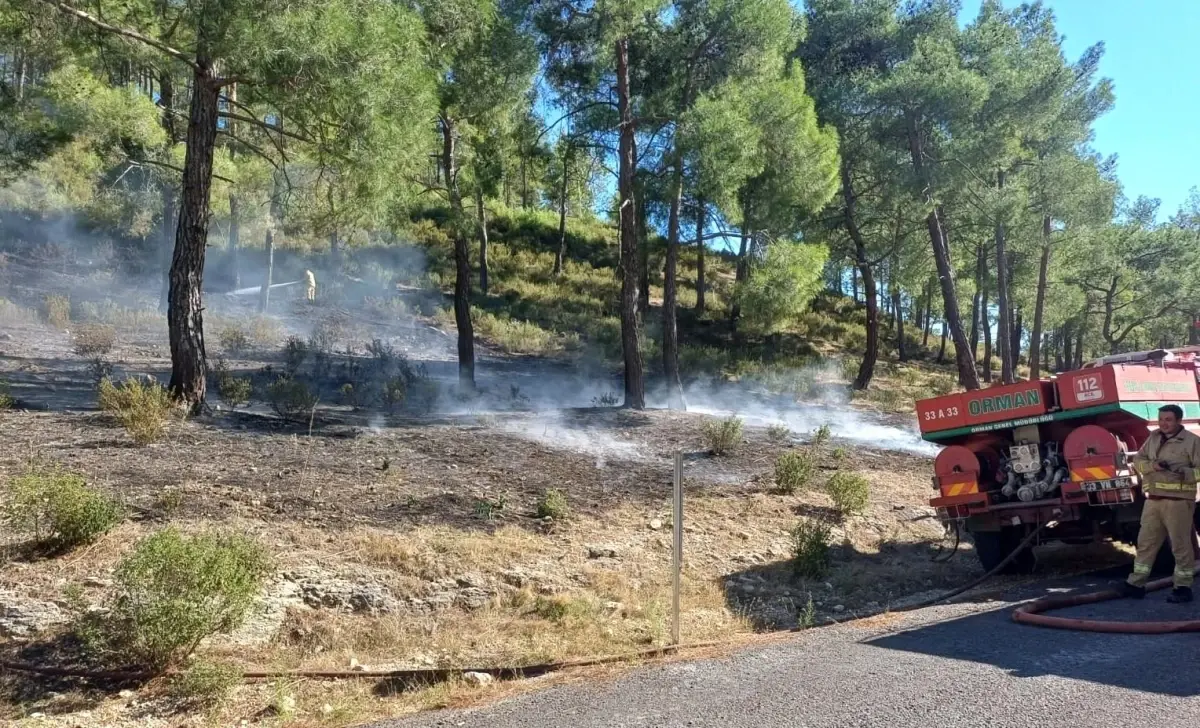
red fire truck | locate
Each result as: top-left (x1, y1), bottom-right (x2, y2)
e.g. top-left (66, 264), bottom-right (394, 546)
top-left (916, 348), bottom-right (1200, 572)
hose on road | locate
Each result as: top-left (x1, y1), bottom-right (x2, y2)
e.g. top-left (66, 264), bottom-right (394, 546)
top-left (1012, 569), bottom-right (1200, 633)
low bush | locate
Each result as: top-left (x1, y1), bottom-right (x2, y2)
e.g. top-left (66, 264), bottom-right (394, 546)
top-left (72, 324), bottom-right (116, 357)
top-left (826, 471), bottom-right (870, 516)
top-left (98, 377), bottom-right (174, 444)
top-left (87, 357), bottom-right (114, 387)
top-left (217, 325), bottom-right (251, 355)
top-left (266, 376), bottom-right (318, 422)
top-left (97, 528), bottom-right (269, 668)
top-left (3, 466), bottom-right (122, 549)
top-left (790, 518), bottom-right (833, 579)
top-left (702, 416), bottom-right (743, 456)
top-left (536, 488), bottom-right (569, 520)
top-left (169, 659), bottom-right (242, 709)
top-left (0, 380), bottom-right (12, 409)
top-left (380, 376), bottom-right (407, 413)
top-left (767, 424), bottom-right (791, 443)
top-left (43, 294), bottom-right (70, 328)
top-left (811, 424), bottom-right (832, 449)
top-left (211, 358), bottom-right (252, 409)
top-left (774, 449), bottom-right (817, 495)
top-left (283, 336), bottom-right (308, 375)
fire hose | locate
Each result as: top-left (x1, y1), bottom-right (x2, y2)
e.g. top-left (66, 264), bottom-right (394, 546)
top-left (1013, 568), bottom-right (1200, 633)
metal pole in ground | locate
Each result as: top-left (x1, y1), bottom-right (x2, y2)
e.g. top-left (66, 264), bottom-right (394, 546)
top-left (672, 451), bottom-right (683, 645)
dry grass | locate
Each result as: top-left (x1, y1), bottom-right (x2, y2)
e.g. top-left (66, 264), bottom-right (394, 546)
top-left (0, 297), bottom-right (38, 325)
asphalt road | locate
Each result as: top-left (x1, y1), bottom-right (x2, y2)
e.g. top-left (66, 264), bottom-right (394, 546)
top-left (378, 572), bottom-right (1200, 728)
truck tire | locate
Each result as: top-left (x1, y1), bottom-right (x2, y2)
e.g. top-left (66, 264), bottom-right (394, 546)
top-left (971, 527), bottom-right (1036, 575)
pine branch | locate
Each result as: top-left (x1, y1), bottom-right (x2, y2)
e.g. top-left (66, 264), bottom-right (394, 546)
top-left (40, 0), bottom-right (200, 73)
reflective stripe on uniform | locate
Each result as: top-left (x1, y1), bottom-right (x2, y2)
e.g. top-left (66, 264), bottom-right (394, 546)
top-left (1133, 562), bottom-right (1153, 575)
top-left (1176, 568), bottom-right (1194, 579)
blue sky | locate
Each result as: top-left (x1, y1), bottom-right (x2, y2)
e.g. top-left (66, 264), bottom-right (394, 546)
top-left (960, 0), bottom-right (1200, 218)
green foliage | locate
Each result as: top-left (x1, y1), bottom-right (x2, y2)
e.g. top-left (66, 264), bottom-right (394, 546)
top-left (536, 488), bottom-right (569, 520)
top-left (790, 518), bottom-right (832, 579)
top-left (72, 324), bottom-right (116, 357)
top-left (0, 380), bottom-right (12, 410)
top-left (766, 424), bottom-right (791, 443)
top-left (43, 294), bottom-right (70, 328)
top-left (774, 449), bottom-right (817, 495)
top-left (266, 376), bottom-right (318, 422)
top-left (3, 466), bottom-right (122, 549)
top-left (826, 471), bottom-right (870, 516)
top-left (99, 528), bottom-right (270, 668)
top-left (217, 325), bottom-right (251, 355)
top-left (212, 360), bottom-right (253, 410)
top-left (702, 415), bottom-right (744, 456)
top-left (169, 659), bottom-right (242, 709)
top-left (811, 424), bottom-right (832, 449)
top-left (734, 242), bottom-right (829, 336)
top-left (97, 377), bottom-right (174, 445)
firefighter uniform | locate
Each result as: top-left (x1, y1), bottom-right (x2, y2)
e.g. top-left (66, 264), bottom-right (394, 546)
top-left (1127, 426), bottom-right (1200, 593)
top-left (305, 270), bottom-right (316, 303)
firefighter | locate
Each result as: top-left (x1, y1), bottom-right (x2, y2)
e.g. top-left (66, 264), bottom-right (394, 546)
top-left (1123, 403), bottom-right (1200, 603)
top-left (305, 269), bottom-right (316, 303)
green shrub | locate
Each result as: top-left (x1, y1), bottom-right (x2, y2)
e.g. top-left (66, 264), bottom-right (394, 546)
top-left (97, 377), bottom-right (174, 444)
top-left (72, 324), bottom-right (116, 357)
top-left (44, 294), bottom-right (70, 328)
top-left (827, 471), bottom-right (870, 516)
top-left (211, 358), bottom-right (252, 409)
top-left (101, 528), bottom-right (269, 668)
top-left (537, 488), bottom-right (569, 520)
top-left (217, 325), bottom-right (251, 355)
top-left (791, 518), bottom-right (832, 579)
top-left (3, 467), bottom-right (122, 549)
top-left (0, 380), bottom-right (12, 409)
top-left (767, 424), bottom-right (791, 443)
top-left (811, 424), bottom-right (832, 449)
top-left (266, 376), bottom-right (318, 422)
top-left (702, 416), bottom-right (744, 456)
top-left (169, 659), bottom-right (242, 709)
top-left (774, 449), bottom-right (817, 495)
top-left (87, 357), bottom-right (114, 387)
top-left (832, 447), bottom-right (848, 462)
top-left (283, 336), bottom-right (308, 375)
top-left (380, 376), bottom-right (407, 413)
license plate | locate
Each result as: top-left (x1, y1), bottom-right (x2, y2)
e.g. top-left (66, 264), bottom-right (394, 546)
top-left (1081, 477), bottom-right (1133, 493)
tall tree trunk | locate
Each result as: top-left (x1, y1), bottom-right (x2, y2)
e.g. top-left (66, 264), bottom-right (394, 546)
top-left (1062, 321), bottom-right (1074, 373)
top-left (1028, 216), bottom-right (1051, 379)
top-left (166, 63), bottom-right (220, 408)
top-left (981, 283), bottom-right (992, 383)
top-left (1191, 312), bottom-right (1200, 346)
top-left (615, 38), bottom-right (644, 409)
top-left (841, 161), bottom-right (878, 390)
top-left (1011, 309), bottom-right (1023, 371)
top-left (476, 187), bottom-right (489, 296)
top-left (938, 319), bottom-right (948, 363)
top-left (521, 153), bottom-right (528, 210)
top-left (1075, 308), bottom-right (1087, 368)
top-left (441, 115), bottom-right (475, 388)
top-left (228, 193), bottom-right (240, 289)
top-left (905, 111), bottom-right (978, 389)
top-left (637, 175), bottom-right (650, 316)
top-left (661, 159), bottom-right (685, 410)
top-left (731, 220), bottom-right (749, 326)
top-left (226, 81), bottom-right (239, 289)
top-left (969, 243), bottom-right (982, 361)
top-left (157, 71), bottom-right (176, 315)
top-left (892, 253), bottom-right (906, 362)
top-left (994, 171), bottom-right (1014, 384)
top-left (553, 145), bottom-right (569, 276)
top-left (922, 279), bottom-right (933, 348)
top-left (851, 266), bottom-right (859, 303)
top-left (694, 198), bottom-right (706, 314)
top-left (259, 227), bottom-right (274, 313)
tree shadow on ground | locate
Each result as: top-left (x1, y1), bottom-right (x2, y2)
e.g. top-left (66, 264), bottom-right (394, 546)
top-left (0, 635), bottom-right (141, 720)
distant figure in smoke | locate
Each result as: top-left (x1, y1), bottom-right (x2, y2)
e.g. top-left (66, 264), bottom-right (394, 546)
top-left (305, 269), bottom-right (316, 303)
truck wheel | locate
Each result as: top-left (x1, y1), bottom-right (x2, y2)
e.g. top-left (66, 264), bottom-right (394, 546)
top-left (971, 528), bottom-right (1036, 575)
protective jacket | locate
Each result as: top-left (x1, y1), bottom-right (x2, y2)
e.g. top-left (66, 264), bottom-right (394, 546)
top-left (1133, 426), bottom-right (1200, 499)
